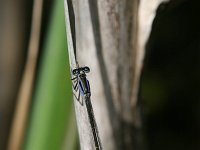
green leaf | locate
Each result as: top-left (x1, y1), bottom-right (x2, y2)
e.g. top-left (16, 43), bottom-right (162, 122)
top-left (24, 0), bottom-right (75, 149)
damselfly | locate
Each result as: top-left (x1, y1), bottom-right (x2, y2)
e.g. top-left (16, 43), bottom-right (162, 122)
top-left (71, 63), bottom-right (102, 150)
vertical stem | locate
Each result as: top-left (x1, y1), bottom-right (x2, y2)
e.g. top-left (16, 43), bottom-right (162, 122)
top-left (7, 0), bottom-right (43, 149)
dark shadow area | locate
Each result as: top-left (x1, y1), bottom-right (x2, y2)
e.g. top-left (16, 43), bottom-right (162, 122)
top-left (67, 0), bottom-right (76, 56)
top-left (141, 0), bottom-right (200, 150)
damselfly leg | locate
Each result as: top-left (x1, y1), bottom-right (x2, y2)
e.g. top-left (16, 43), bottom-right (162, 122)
top-left (71, 76), bottom-right (83, 105)
top-left (72, 80), bottom-right (78, 92)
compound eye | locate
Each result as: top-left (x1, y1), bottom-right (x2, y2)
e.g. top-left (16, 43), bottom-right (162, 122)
top-left (83, 67), bottom-right (90, 73)
top-left (72, 69), bottom-right (79, 75)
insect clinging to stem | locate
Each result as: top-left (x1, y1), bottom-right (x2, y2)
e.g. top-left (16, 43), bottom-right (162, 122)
top-left (71, 62), bottom-right (91, 104)
top-left (71, 62), bottom-right (103, 150)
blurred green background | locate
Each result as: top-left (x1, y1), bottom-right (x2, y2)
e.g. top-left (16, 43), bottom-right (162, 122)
top-left (0, 0), bottom-right (78, 149)
top-left (24, 0), bottom-right (76, 149)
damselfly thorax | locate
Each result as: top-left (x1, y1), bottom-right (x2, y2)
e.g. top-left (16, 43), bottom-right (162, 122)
top-left (71, 66), bottom-right (91, 100)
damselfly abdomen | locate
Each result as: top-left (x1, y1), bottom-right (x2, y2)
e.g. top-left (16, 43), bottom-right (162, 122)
top-left (71, 64), bottom-right (102, 150)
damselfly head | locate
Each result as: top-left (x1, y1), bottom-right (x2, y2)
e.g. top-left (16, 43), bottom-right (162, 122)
top-left (79, 72), bottom-right (86, 78)
top-left (72, 66), bottom-right (90, 76)
top-left (72, 69), bottom-right (79, 75)
top-left (82, 67), bottom-right (90, 73)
